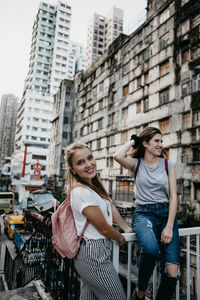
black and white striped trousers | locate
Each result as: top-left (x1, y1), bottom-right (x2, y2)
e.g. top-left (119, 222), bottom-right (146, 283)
top-left (74, 238), bottom-right (126, 300)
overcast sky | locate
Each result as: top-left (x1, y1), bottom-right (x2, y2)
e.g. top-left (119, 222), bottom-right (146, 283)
top-left (0, 0), bottom-right (146, 100)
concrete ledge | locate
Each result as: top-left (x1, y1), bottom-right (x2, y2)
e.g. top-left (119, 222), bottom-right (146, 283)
top-left (33, 280), bottom-right (53, 300)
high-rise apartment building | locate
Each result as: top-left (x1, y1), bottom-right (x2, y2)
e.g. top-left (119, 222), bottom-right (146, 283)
top-left (0, 94), bottom-right (18, 168)
top-left (85, 6), bottom-right (123, 69)
top-left (12, 1), bottom-right (85, 202)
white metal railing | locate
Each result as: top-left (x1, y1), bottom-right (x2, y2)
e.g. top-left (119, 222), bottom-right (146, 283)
top-left (112, 227), bottom-right (200, 300)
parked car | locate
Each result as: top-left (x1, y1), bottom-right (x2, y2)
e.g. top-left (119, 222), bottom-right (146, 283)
top-left (4, 215), bottom-right (25, 239)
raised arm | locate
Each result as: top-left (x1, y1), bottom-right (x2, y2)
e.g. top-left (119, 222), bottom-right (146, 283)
top-left (113, 140), bottom-right (135, 171)
top-left (82, 206), bottom-right (126, 246)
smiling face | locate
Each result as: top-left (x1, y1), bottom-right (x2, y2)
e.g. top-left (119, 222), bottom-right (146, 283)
top-left (71, 147), bottom-right (97, 184)
top-left (144, 133), bottom-right (163, 157)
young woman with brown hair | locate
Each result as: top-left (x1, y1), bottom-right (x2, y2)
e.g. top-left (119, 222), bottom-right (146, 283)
top-left (114, 127), bottom-right (180, 300)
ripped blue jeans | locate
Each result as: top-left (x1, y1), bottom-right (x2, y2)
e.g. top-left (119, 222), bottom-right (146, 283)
top-left (133, 203), bottom-right (180, 292)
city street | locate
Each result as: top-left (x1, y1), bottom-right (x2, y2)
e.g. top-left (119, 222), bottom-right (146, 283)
top-left (0, 215), bottom-right (45, 300)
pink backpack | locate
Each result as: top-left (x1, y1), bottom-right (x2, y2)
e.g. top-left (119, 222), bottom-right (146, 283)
top-left (51, 184), bottom-right (89, 259)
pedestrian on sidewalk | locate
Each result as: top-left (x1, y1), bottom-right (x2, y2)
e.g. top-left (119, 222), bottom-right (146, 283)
top-left (64, 142), bottom-right (132, 300)
top-left (114, 127), bottom-right (180, 300)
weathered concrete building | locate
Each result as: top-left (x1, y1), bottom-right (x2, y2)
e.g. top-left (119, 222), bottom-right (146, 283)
top-left (72, 0), bottom-right (200, 214)
top-left (48, 79), bottom-right (75, 179)
top-left (0, 94), bottom-right (18, 168)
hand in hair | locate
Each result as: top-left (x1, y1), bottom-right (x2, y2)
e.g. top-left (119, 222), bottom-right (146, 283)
top-left (130, 134), bottom-right (140, 148)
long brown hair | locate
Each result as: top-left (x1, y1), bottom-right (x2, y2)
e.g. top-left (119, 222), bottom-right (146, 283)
top-left (130, 127), bottom-right (168, 159)
top-left (65, 143), bottom-right (110, 200)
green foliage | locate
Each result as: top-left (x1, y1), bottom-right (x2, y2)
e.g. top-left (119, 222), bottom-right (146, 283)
top-left (52, 186), bottom-right (66, 203)
top-left (177, 203), bottom-right (200, 228)
top-left (14, 192), bottom-right (19, 203)
top-left (0, 177), bottom-right (11, 190)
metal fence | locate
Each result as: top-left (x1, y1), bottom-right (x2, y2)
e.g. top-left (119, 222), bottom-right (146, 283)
top-left (4, 213), bottom-right (81, 299)
top-left (4, 212), bottom-right (200, 300)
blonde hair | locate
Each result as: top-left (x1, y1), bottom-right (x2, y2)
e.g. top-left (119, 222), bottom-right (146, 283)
top-left (65, 143), bottom-right (110, 200)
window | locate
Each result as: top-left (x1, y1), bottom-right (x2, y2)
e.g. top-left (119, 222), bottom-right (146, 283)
top-left (108, 113), bottom-right (115, 125)
top-left (159, 88), bottom-right (169, 105)
top-left (123, 84), bottom-right (129, 96)
top-left (138, 49), bottom-right (149, 63)
top-left (121, 131), bottom-right (127, 143)
top-left (99, 81), bottom-right (104, 92)
top-left (137, 101), bottom-right (142, 113)
top-left (159, 33), bottom-right (169, 50)
top-left (92, 86), bottom-right (97, 96)
top-left (182, 147), bottom-right (192, 163)
top-left (182, 82), bottom-right (190, 97)
top-left (64, 117), bottom-right (68, 124)
top-left (194, 183), bottom-right (200, 201)
top-left (96, 139), bottom-right (101, 150)
top-left (123, 62), bottom-right (130, 75)
top-left (183, 112), bottom-right (191, 128)
top-left (144, 73), bottom-right (149, 84)
top-left (193, 109), bottom-right (200, 126)
top-left (89, 105), bottom-right (94, 115)
top-left (122, 107), bottom-right (128, 119)
top-left (99, 99), bottom-right (103, 109)
top-left (192, 75), bottom-right (200, 93)
top-left (160, 60), bottom-right (170, 76)
top-left (144, 98), bottom-right (149, 112)
top-left (137, 77), bottom-right (142, 89)
top-left (107, 157), bottom-right (114, 168)
top-left (181, 19), bottom-right (190, 35)
top-left (159, 119), bottom-right (170, 133)
top-left (182, 49), bottom-right (189, 64)
top-left (107, 135), bottom-right (115, 147)
top-left (88, 123), bottom-right (93, 133)
top-left (191, 46), bottom-right (200, 60)
top-left (98, 118), bottom-right (103, 129)
top-left (160, 8), bottom-right (170, 24)
top-left (193, 146), bottom-right (200, 162)
top-left (115, 180), bottom-right (134, 202)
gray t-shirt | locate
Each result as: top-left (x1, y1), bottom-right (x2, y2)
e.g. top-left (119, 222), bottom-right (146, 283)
top-left (133, 158), bottom-right (175, 205)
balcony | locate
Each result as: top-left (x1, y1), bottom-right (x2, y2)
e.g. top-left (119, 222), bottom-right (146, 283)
top-left (112, 227), bottom-right (200, 300)
top-left (4, 212), bottom-right (200, 300)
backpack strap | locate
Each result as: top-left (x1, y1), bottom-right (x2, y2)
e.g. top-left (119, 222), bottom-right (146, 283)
top-left (71, 183), bottom-right (90, 238)
top-left (79, 220), bottom-right (89, 239)
top-left (134, 159), bottom-right (140, 180)
top-left (165, 159), bottom-right (168, 175)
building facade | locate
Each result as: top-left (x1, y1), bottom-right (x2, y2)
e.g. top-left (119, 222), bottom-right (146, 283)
top-left (48, 79), bottom-right (75, 179)
top-left (72, 0), bottom-right (200, 213)
top-left (13, 1), bottom-right (85, 201)
top-left (85, 6), bottom-right (123, 69)
top-left (0, 94), bottom-right (18, 168)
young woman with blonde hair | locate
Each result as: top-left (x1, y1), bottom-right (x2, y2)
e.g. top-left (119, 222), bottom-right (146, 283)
top-left (65, 142), bottom-right (132, 300)
top-left (114, 127), bottom-right (180, 300)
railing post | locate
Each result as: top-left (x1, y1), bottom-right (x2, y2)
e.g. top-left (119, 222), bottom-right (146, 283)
top-left (127, 241), bottom-right (133, 300)
top-left (197, 234), bottom-right (200, 300)
top-left (112, 240), bottom-right (119, 273)
top-left (186, 235), bottom-right (190, 300)
top-left (153, 266), bottom-right (158, 300)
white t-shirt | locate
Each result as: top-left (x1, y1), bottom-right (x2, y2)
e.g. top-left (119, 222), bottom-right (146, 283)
top-left (70, 186), bottom-right (112, 240)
